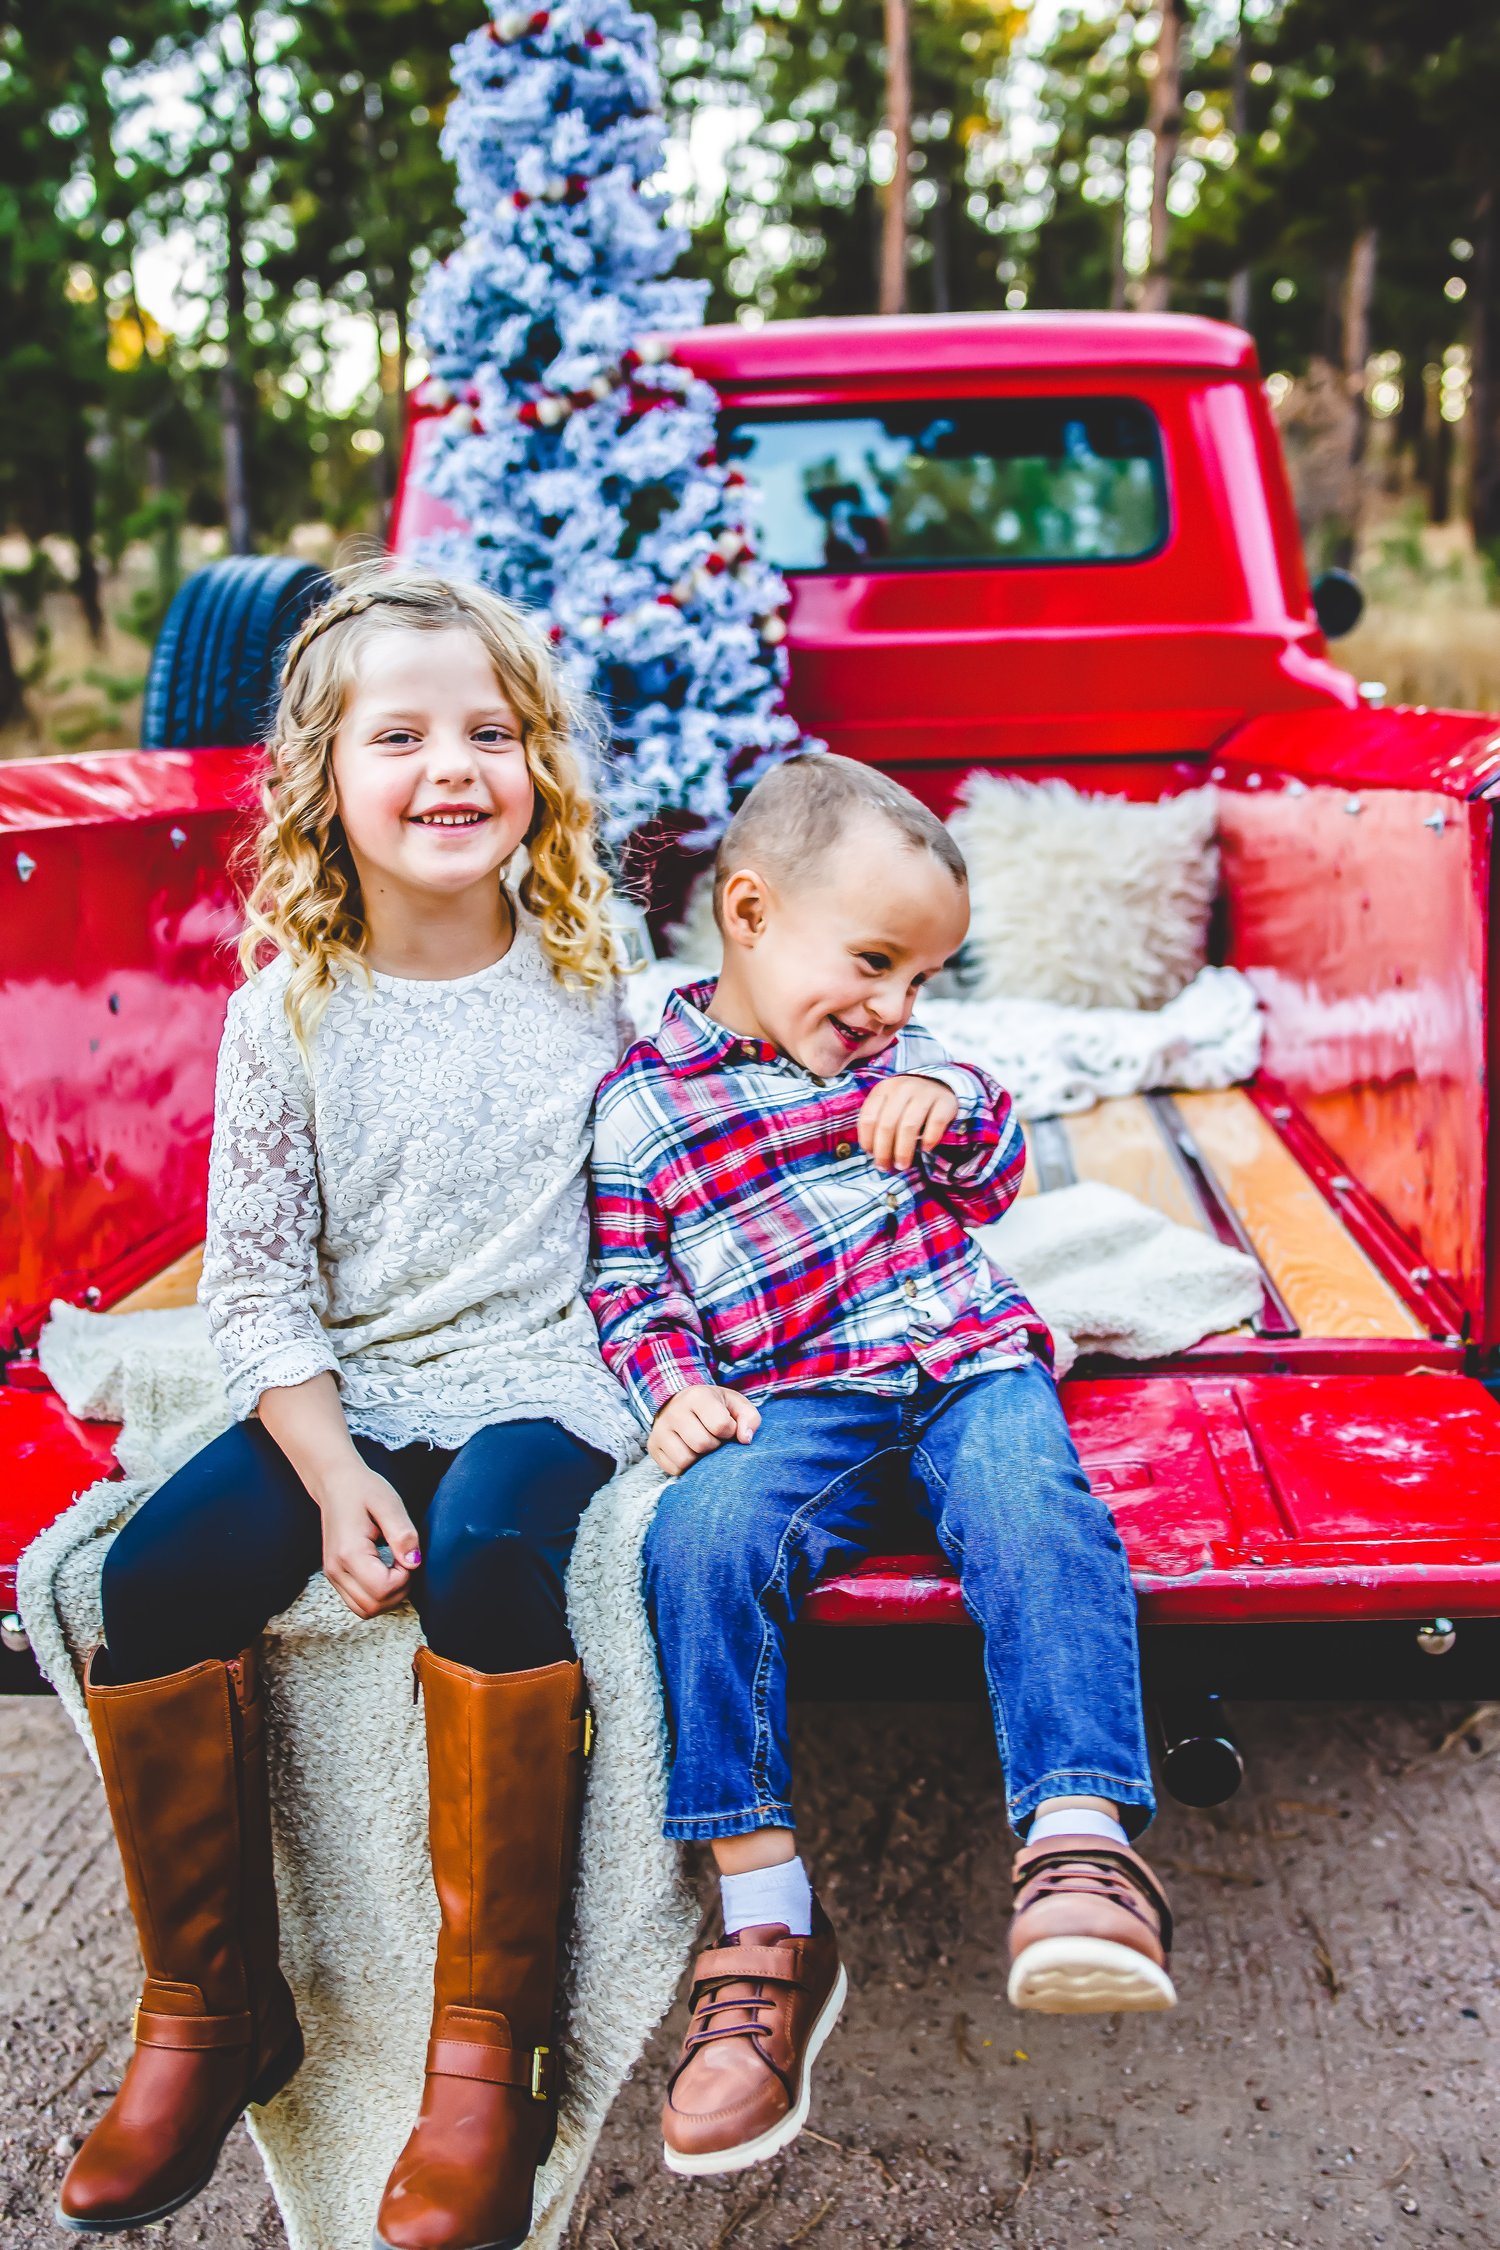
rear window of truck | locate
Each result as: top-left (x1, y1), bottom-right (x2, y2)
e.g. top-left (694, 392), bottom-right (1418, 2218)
top-left (721, 396), bottom-right (1167, 572)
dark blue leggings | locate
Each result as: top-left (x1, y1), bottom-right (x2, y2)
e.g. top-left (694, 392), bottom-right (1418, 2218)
top-left (99, 1417), bottom-right (614, 1686)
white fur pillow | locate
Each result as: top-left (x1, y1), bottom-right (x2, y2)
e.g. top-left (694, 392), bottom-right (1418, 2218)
top-left (947, 775), bottom-right (1218, 1010)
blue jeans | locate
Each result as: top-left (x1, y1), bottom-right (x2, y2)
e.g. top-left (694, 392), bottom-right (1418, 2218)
top-left (644, 1361), bottom-right (1154, 1842)
top-left (101, 1417), bottom-right (614, 1685)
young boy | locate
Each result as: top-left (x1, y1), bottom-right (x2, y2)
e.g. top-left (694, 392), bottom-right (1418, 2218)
top-left (589, 754), bottom-right (1173, 2180)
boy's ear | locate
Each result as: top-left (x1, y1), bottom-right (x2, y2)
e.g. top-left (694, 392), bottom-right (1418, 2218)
top-left (718, 866), bottom-right (770, 950)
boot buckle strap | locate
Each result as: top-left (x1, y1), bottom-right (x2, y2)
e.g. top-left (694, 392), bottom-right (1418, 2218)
top-left (133, 2006), bottom-right (254, 2051)
top-left (427, 2037), bottom-right (554, 2100)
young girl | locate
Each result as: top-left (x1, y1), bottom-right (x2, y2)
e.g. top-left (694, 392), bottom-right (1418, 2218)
top-left (57, 565), bottom-right (640, 2250)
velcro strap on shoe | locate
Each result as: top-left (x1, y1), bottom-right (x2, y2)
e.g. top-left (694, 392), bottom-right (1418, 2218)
top-left (694, 1945), bottom-right (807, 1989)
top-left (427, 2039), bottom-right (554, 2099)
top-left (133, 2007), bottom-right (254, 2051)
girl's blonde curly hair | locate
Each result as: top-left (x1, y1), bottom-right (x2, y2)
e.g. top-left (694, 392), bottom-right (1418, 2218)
top-left (238, 562), bottom-right (616, 1051)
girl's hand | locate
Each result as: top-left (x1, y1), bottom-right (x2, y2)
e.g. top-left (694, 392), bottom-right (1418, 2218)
top-left (317, 1464), bottom-right (423, 1619)
top-left (649, 1385), bottom-right (761, 1477)
top-left (857, 1074), bottom-right (959, 1171)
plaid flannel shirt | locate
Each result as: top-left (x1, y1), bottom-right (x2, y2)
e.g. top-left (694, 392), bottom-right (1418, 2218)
top-left (587, 980), bottom-right (1051, 1428)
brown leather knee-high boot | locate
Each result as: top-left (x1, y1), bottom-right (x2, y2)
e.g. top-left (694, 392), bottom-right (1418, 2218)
top-left (375, 1650), bottom-right (591, 2250)
top-left (57, 1647), bottom-right (303, 2234)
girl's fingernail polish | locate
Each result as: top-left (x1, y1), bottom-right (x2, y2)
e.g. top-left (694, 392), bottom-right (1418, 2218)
top-left (407, 1550), bottom-right (422, 1568)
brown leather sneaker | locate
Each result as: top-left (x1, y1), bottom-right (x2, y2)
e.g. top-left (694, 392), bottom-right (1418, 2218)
top-left (1007, 1834), bottom-right (1176, 2013)
top-left (661, 1908), bottom-right (847, 2177)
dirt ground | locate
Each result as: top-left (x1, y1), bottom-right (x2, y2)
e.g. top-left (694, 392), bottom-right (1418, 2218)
top-left (3, 1688), bottom-right (1497, 2250)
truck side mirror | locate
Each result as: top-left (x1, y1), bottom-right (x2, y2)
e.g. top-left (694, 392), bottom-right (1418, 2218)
top-left (1311, 568), bottom-right (1364, 640)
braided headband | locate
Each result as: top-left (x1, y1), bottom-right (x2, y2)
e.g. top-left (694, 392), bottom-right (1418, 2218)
top-left (278, 587), bottom-right (393, 687)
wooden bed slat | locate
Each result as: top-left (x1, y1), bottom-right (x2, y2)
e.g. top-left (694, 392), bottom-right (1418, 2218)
top-left (1172, 1090), bottom-right (1424, 1341)
top-left (1061, 1096), bottom-right (1209, 1234)
top-left (113, 1245), bottom-right (205, 1314)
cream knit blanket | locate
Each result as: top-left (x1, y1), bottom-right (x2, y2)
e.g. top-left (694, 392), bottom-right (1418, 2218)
top-left (17, 1185), bottom-right (1258, 2250)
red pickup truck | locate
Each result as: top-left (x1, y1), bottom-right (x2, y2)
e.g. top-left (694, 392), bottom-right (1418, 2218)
top-left (5, 312), bottom-right (1499, 1797)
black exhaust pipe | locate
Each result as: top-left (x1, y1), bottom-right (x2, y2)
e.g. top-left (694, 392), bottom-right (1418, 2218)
top-left (1154, 1691), bottom-right (1244, 1807)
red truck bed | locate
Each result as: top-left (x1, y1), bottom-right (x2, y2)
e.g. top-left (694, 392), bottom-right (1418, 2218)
top-left (5, 314), bottom-right (1500, 1699)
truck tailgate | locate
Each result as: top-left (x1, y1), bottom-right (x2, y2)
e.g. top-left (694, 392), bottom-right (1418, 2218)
top-left (805, 1371), bottom-right (1500, 1626)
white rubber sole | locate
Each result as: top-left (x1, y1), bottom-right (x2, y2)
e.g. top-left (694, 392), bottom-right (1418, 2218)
top-left (662, 1962), bottom-right (849, 2177)
top-left (1007, 1935), bottom-right (1177, 2015)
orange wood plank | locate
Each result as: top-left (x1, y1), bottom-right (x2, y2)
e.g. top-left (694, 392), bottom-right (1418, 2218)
top-left (113, 1245), bottom-right (204, 1314)
top-left (1174, 1090), bottom-right (1424, 1340)
top-left (1061, 1096), bottom-right (1209, 1231)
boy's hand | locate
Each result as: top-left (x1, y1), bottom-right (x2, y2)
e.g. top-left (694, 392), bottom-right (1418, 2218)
top-left (858, 1074), bottom-right (959, 1172)
top-left (650, 1384), bottom-right (761, 1477)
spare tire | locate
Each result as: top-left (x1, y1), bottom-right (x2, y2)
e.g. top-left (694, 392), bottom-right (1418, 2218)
top-left (143, 556), bottom-right (332, 749)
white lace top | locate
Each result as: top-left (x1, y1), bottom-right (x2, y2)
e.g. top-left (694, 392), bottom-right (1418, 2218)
top-left (198, 908), bottom-right (641, 1465)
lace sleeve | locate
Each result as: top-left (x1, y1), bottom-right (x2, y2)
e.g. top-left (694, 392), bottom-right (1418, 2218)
top-left (198, 991), bottom-right (340, 1421)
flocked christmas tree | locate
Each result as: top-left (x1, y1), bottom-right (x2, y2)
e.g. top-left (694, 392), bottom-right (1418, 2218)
top-left (411, 0), bottom-right (816, 856)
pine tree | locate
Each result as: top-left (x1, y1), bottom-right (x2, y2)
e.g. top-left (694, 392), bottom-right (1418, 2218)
top-left (410, 0), bottom-right (813, 854)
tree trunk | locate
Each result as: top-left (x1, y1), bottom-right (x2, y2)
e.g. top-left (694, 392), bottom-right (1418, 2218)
top-left (1470, 183), bottom-right (1500, 544)
top-left (878, 0), bottom-right (911, 316)
top-left (928, 171), bottom-right (951, 315)
top-left (1423, 360), bottom-right (1453, 524)
top-left (1140, 0), bottom-right (1186, 313)
top-left (1227, 3), bottom-right (1251, 329)
top-left (1342, 225), bottom-right (1377, 468)
top-left (66, 413), bottom-right (104, 644)
top-left (1109, 201), bottom-right (1128, 311)
top-left (0, 594), bottom-right (25, 728)
top-left (219, 5), bottom-right (260, 556)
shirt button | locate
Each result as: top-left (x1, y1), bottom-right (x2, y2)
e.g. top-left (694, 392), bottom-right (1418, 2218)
top-left (903, 1278), bottom-right (919, 1300)
top-left (835, 1139), bottom-right (853, 1159)
top-left (738, 1041), bottom-right (757, 1059)
top-left (886, 1190), bottom-right (899, 1210)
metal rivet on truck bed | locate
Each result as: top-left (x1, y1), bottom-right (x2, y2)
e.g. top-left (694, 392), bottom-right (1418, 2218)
top-left (15, 851), bottom-right (36, 882)
top-left (1416, 1618), bottom-right (1456, 1655)
top-left (1424, 811), bottom-right (1446, 832)
top-left (1344, 796), bottom-right (1363, 815)
top-left (1410, 1266), bottom-right (1433, 1284)
top-left (82, 1286), bottom-right (101, 1306)
top-left (169, 825), bottom-right (187, 849)
top-left (0, 1614), bottom-right (29, 1655)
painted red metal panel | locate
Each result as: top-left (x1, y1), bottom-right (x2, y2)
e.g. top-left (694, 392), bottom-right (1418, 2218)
top-left (802, 1374), bottom-right (1500, 1628)
top-left (669, 311), bottom-right (1260, 386)
top-left (1216, 771), bottom-right (1490, 1339)
top-left (1221, 706), bottom-right (1500, 802)
top-left (0, 1386), bottom-right (119, 1607)
top-left (0, 749), bottom-right (260, 1347)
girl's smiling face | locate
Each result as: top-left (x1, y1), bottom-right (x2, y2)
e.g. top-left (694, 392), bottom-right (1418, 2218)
top-left (330, 624), bottom-right (535, 901)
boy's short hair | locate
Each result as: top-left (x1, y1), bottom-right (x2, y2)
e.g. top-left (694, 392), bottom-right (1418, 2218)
top-left (713, 753), bottom-right (966, 930)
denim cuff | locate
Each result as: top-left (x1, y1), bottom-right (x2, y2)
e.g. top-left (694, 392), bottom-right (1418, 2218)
top-left (1008, 1772), bottom-right (1156, 1842)
top-left (662, 1801), bottom-right (796, 1843)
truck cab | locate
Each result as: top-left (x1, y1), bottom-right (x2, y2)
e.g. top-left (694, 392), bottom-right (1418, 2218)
top-left (6, 312), bottom-right (1499, 1771)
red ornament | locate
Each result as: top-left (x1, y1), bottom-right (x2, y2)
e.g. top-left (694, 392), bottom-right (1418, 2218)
top-left (565, 174), bottom-right (588, 203)
top-left (517, 401), bottom-right (541, 427)
top-left (584, 27), bottom-right (605, 46)
top-left (620, 347), bottom-right (641, 374)
top-left (725, 467), bottom-right (747, 487)
top-left (698, 449), bottom-right (717, 468)
top-left (548, 623), bottom-right (564, 643)
top-left (656, 591), bottom-right (679, 606)
top-left (512, 189), bottom-right (531, 209)
top-left (600, 611), bottom-right (616, 627)
top-left (704, 552), bottom-right (728, 576)
top-left (529, 9), bottom-right (550, 29)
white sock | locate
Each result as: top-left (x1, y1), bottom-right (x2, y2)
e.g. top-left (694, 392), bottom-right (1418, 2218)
top-left (720, 1854), bottom-right (814, 1937)
top-left (1028, 1808), bottom-right (1130, 1849)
